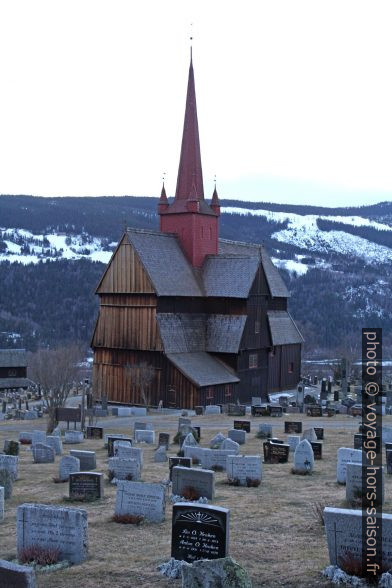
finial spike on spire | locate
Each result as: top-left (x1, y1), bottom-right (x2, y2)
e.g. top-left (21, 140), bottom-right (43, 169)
top-left (190, 22), bottom-right (193, 62)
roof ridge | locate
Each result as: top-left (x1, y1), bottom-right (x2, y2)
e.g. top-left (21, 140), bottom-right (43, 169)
top-left (127, 227), bottom-right (177, 238)
top-left (219, 237), bottom-right (264, 249)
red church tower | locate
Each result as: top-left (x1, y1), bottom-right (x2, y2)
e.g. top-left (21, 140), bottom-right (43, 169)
top-left (158, 53), bottom-right (220, 268)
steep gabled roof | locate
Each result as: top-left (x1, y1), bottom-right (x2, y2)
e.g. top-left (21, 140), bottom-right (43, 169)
top-left (166, 352), bottom-right (239, 387)
top-left (267, 311), bottom-right (304, 346)
top-left (206, 314), bottom-right (247, 353)
top-left (126, 229), bottom-right (203, 297)
top-left (203, 255), bottom-right (260, 298)
top-left (157, 313), bottom-right (246, 354)
top-left (219, 239), bottom-right (290, 298)
top-left (157, 313), bottom-right (205, 353)
top-left (0, 349), bottom-right (27, 368)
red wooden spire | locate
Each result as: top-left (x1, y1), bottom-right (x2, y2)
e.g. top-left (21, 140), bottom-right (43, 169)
top-left (175, 55), bottom-right (204, 201)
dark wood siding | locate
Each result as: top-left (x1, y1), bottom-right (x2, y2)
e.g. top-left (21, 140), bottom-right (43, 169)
top-left (267, 343), bottom-right (302, 392)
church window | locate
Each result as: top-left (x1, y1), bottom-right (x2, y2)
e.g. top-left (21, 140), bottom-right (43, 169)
top-left (249, 353), bottom-right (258, 369)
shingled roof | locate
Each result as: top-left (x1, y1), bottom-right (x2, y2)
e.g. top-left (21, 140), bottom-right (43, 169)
top-left (166, 352), bottom-right (239, 387)
top-left (267, 311), bottom-right (304, 346)
top-left (157, 313), bottom-right (246, 354)
top-left (202, 255), bottom-right (260, 298)
top-left (206, 314), bottom-right (247, 353)
top-left (125, 228), bottom-right (289, 300)
top-left (126, 230), bottom-right (203, 297)
top-left (0, 349), bottom-right (27, 368)
top-left (219, 239), bottom-right (290, 298)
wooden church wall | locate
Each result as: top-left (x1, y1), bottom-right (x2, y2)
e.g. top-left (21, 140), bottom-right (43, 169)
top-left (96, 236), bottom-right (155, 294)
top-left (267, 343), bottom-right (302, 392)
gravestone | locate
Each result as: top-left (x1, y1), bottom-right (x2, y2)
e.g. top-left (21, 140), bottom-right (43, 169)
top-left (310, 441), bottom-right (322, 460)
top-left (227, 404), bottom-right (246, 417)
top-left (86, 426), bottom-right (104, 439)
top-left (284, 421), bottom-right (302, 434)
top-left (0, 560), bottom-right (36, 588)
top-left (107, 435), bottom-right (133, 457)
top-left (233, 420), bottom-right (251, 433)
top-left (0, 486), bottom-right (3, 521)
top-left (353, 434), bottom-right (381, 454)
top-left (46, 435), bottom-right (62, 455)
top-left (31, 431), bottom-right (46, 445)
top-left (0, 470), bottom-right (13, 499)
top-left (169, 457), bottom-right (192, 480)
top-left (226, 455), bottom-right (262, 486)
top-left (251, 405), bottom-right (269, 416)
top-left (114, 440), bottom-right (134, 458)
top-left (135, 430), bottom-right (155, 444)
top-left (205, 405), bottom-right (221, 415)
top-left (69, 472), bottom-right (104, 500)
top-left (324, 507), bottom-right (392, 570)
top-left (70, 450), bottom-right (96, 470)
top-left (313, 427), bottom-right (324, 440)
top-left (172, 466), bottom-right (214, 500)
top-left (17, 503), bottom-right (88, 564)
top-left (263, 441), bottom-right (289, 464)
top-left (251, 397), bottom-right (262, 406)
top-left (130, 406), bottom-right (147, 416)
top-left (193, 426), bottom-right (201, 441)
top-left (178, 417), bottom-right (192, 430)
top-left (64, 431), bottom-right (84, 444)
top-left (228, 429), bottom-right (246, 445)
top-left (336, 447), bottom-right (364, 484)
top-left (181, 432), bottom-right (198, 450)
top-left (286, 406), bottom-right (300, 414)
top-left (32, 443), bottom-right (55, 464)
top-left (195, 406), bottom-right (204, 415)
top-left (269, 406), bottom-right (283, 417)
top-left (306, 405), bottom-right (322, 417)
top-left (258, 424), bottom-right (272, 438)
top-left (133, 422), bottom-right (151, 437)
top-left (158, 432), bottom-right (170, 449)
top-left (171, 503), bottom-right (229, 563)
top-left (0, 454), bottom-right (18, 480)
top-left (4, 439), bottom-right (20, 456)
top-left (202, 449), bottom-right (238, 470)
top-left (154, 446), bottom-right (167, 462)
top-left (115, 480), bottom-right (165, 522)
top-left (108, 457), bottom-right (141, 481)
top-left (183, 446), bottom-right (206, 464)
top-left (293, 440), bottom-right (314, 474)
top-left (116, 446), bottom-right (143, 468)
top-left (346, 463), bottom-right (384, 505)
top-left (104, 433), bottom-right (124, 448)
top-left (221, 438), bottom-right (240, 453)
top-left (302, 428), bottom-right (317, 443)
top-left (210, 432), bottom-right (226, 449)
top-left (59, 455), bottom-right (80, 481)
top-left (387, 450), bottom-right (392, 474)
top-left (287, 435), bottom-right (301, 452)
top-left (327, 408), bottom-right (336, 417)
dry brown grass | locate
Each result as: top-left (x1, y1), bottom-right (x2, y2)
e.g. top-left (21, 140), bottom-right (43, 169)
top-left (0, 412), bottom-right (389, 587)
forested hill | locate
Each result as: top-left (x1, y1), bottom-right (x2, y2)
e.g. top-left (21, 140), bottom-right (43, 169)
top-left (1, 195), bottom-right (392, 357)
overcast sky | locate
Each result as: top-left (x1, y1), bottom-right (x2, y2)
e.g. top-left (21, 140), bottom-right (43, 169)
top-left (1, 0), bottom-right (391, 207)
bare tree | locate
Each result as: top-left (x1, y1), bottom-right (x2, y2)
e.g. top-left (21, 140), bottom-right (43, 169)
top-left (126, 362), bottom-right (156, 408)
top-left (28, 345), bottom-right (83, 433)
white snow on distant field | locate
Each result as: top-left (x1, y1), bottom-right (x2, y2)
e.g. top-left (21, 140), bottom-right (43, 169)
top-left (222, 207), bottom-right (392, 264)
top-left (272, 258), bottom-right (309, 276)
top-left (0, 228), bottom-right (114, 265)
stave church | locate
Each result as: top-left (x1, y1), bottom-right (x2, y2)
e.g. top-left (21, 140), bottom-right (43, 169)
top-left (91, 53), bottom-right (303, 408)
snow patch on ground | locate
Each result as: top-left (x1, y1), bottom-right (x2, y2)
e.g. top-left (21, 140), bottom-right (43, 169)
top-left (0, 228), bottom-right (114, 265)
top-left (222, 207), bottom-right (392, 264)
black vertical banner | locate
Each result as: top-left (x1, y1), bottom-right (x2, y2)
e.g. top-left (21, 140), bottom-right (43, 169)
top-left (361, 328), bottom-right (382, 579)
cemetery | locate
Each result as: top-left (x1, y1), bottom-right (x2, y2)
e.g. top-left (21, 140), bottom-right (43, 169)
top-left (1, 404), bottom-right (392, 587)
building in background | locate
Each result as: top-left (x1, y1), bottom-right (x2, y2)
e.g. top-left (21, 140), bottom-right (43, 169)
top-left (91, 54), bottom-right (303, 408)
top-left (0, 348), bottom-right (32, 391)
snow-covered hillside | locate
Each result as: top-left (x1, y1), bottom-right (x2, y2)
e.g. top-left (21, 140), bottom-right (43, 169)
top-left (0, 228), bottom-right (115, 265)
top-left (222, 206), bottom-right (392, 266)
